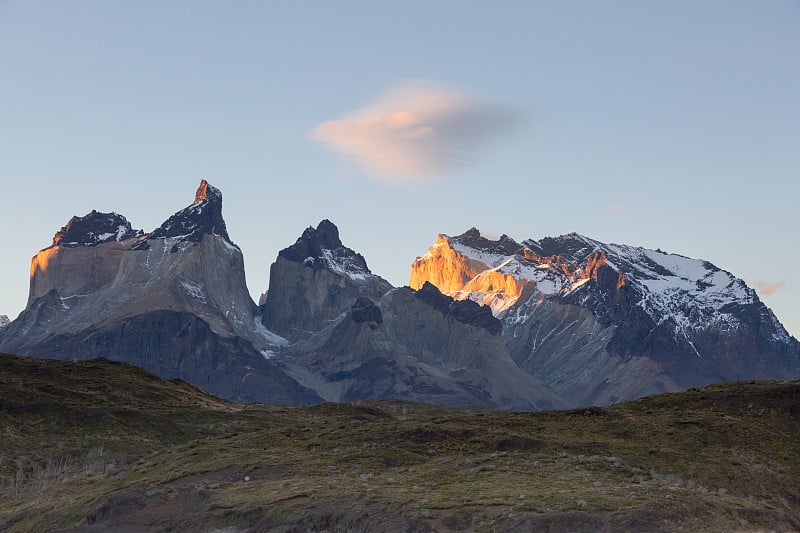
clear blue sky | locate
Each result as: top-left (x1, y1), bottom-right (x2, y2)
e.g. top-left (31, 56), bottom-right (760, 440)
top-left (1, 1), bottom-right (798, 337)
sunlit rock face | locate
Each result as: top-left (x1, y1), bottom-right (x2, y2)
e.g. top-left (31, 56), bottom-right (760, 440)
top-left (28, 212), bottom-right (142, 306)
top-left (411, 228), bottom-right (593, 314)
top-left (260, 219), bottom-right (393, 342)
top-left (409, 233), bottom-right (489, 293)
top-left (411, 229), bottom-right (800, 405)
top-left (0, 180), bottom-right (318, 406)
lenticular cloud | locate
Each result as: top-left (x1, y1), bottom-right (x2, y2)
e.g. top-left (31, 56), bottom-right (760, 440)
top-left (311, 81), bottom-right (517, 184)
top-left (753, 280), bottom-right (786, 296)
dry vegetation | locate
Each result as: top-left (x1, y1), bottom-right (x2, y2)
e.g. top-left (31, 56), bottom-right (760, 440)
top-left (1, 353), bottom-right (799, 532)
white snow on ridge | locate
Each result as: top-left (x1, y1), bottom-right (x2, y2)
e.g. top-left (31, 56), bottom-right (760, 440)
top-left (449, 236), bottom-right (588, 299)
top-left (433, 230), bottom-right (784, 344)
top-left (623, 247), bottom-right (753, 310)
top-left (320, 249), bottom-right (371, 281)
top-left (596, 244), bottom-right (759, 336)
top-left (563, 277), bottom-right (590, 295)
top-left (447, 234), bottom-right (761, 336)
top-left (493, 259), bottom-right (570, 295)
top-left (449, 239), bottom-right (508, 269)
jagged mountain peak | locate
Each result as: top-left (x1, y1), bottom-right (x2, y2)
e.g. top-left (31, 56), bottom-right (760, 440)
top-left (278, 219), bottom-right (373, 280)
top-left (523, 232), bottom-right (603, 262)
top-left (51, 210), bottom-right (142, 248)
top-left (132, 179), bottom-right (232, 250)
top-left (193, 179), bottom-right (222, 205)
top-left (0, 315), bottom-right (9, 328)
top-left (450, 227), bottom-right (522, 257)
top-left (287, 219), bottom-right (344, 256)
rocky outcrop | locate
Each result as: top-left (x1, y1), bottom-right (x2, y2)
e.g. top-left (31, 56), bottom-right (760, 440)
top-left (260, 220), bottom-right (392, 341)
top-left (414, 281), bottom-right (502, 335)
top-left (350, 297), bottom-right (383, 326)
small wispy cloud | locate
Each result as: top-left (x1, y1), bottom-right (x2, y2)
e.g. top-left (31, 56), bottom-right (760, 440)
top-left (607, 204), bottom-right (624, 214)
top-left (747, 279), bottom-right (786, 295)
top-left (310, 81), bottom-right (518, 184)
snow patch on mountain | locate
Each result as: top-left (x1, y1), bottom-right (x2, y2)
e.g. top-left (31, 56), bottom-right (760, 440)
top-left (449, 240), bottom-right (508, 269)
top-left (254, 317), bottom-right (289, 347)
top-left (319, 249), bottom-right (372, 281)
top-left (595, 243), bottom-right (758, 337)
top-left (493, 258), bottom-right (571, 295)
top-left (0, 315), bottom-right (10, 328)
top-left (179, 280), bottom-right (207, 303)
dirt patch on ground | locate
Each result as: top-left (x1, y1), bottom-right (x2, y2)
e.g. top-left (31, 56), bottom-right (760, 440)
top-left (66, 486), bottom-right (210, 532)
top-left (61, 464), bottom-right (291, 532)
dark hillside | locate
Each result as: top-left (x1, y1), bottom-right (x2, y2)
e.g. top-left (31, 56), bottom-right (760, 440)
top-left (1, 353), bottom-right (798, 532)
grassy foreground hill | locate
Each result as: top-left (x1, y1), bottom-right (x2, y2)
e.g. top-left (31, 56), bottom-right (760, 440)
top-left (1, 353), bottom-right (798, 532)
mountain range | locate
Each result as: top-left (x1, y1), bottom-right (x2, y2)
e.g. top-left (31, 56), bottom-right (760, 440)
top-left (1, 180), bottom-right (797, 409)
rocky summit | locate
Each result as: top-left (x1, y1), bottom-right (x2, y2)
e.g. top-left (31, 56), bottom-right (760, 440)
top-left (1, 181), bottom-right (798, 410)
top-left (260, 219), bottom-right (392, 342)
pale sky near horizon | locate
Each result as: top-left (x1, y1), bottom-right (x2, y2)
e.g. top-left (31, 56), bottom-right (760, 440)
top-left (1, 1), bottom-right (798, 338)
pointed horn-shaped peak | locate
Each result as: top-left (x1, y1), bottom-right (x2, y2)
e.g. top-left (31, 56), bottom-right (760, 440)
top-left (130, 179), bottom-right (231, 250)
top-left (193, 179), bottom-right (222, 205)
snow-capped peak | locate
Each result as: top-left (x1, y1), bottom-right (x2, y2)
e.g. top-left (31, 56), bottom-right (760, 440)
top-left (591, 242), bottom-right (760, 337)
top-left (412, 228), bottom-right (792, 344)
